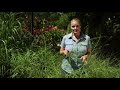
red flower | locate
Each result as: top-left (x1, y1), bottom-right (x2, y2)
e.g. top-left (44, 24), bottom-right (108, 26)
top-left (50, 26), bottom-right (57, 31)
top-left (60, 29), bottom-right (65, 32)
top-left (46, 27), bottom-right (49, 31)
top-left (33, 29), bottom-right (38, 34)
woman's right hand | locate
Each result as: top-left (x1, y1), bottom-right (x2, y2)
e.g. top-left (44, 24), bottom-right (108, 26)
top-left (63, 49), bottom-right (69, 56)
top-left (60, 48), bottom-right (69, 56)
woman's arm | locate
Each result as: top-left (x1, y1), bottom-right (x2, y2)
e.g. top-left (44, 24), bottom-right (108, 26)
top-left (60, 47), bottom-right (69, 56)
top-left (85, 48), bottom-right (91, 58)
top-left (80, 48), bottom-right (91, 63)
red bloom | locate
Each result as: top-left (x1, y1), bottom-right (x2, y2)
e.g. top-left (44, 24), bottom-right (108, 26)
top-left (46, 27), bottom-right (49, 31)
top-left (33, 29), bottom-right (38, 34)
top-left (50, 26), bottom-right (57, 31)
top-left (60, 29), bottom-right (65, 32)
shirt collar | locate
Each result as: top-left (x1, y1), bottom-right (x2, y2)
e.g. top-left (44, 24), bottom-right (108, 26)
top-left (68, 32), bottom-right (86, 41)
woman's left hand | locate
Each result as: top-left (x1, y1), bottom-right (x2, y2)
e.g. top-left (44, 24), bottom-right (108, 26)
top-left (80, 55), bottom-right (88, 63)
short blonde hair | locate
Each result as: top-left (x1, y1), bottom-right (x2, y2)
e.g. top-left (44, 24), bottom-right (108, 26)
top-left (70, 18), bottom-right (81, 26)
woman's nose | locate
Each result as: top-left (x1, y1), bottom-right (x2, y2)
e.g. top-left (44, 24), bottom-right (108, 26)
top-left (74, 26), bottom-right (77, 29)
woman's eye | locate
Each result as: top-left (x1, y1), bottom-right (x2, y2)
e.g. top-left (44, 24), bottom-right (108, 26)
top-left (72, 25), bottom-right (79, 28)
top-left (72, 26), bottom-right (75, 28)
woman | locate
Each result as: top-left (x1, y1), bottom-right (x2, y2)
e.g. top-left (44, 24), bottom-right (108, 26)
top-left (60, 18), bottom-right (92, 77)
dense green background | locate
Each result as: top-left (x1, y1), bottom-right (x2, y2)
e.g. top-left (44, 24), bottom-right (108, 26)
top-left (0, 12), bottom-right (120, 78)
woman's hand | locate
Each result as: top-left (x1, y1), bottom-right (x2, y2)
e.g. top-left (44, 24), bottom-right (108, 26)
top-left (60, 48), bottom-right (69, 56)
top-left (80, 48), bottom-right (91, 64)
top-left (63, 49), bottom-right (69, 56)
top-left (80, 55), bottom-right (88, 63)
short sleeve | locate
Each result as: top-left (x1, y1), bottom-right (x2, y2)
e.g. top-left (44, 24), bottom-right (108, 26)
top-left (87, 36), bottom-right (92, 49)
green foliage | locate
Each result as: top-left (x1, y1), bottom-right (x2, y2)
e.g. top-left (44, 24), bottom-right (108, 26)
top-left (10, 48), bottom-right (61, 78)
top-left (44, 29), bottom-right (65, 45)
top-left (55, 14), bottom-right (69, 29)
top-left (10, 51), bottom-right (120, 78)
top-left (1, 12), bottom-right (120, 78)
top-left (61, 55), bottom-right (120, 78)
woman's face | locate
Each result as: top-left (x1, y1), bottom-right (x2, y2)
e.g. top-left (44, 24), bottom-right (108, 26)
top-left (71, 20), bottom-right (81, 34)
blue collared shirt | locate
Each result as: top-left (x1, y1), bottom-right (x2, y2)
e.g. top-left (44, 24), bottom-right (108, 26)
top-left (60, 32), bottom-right (92, 73)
